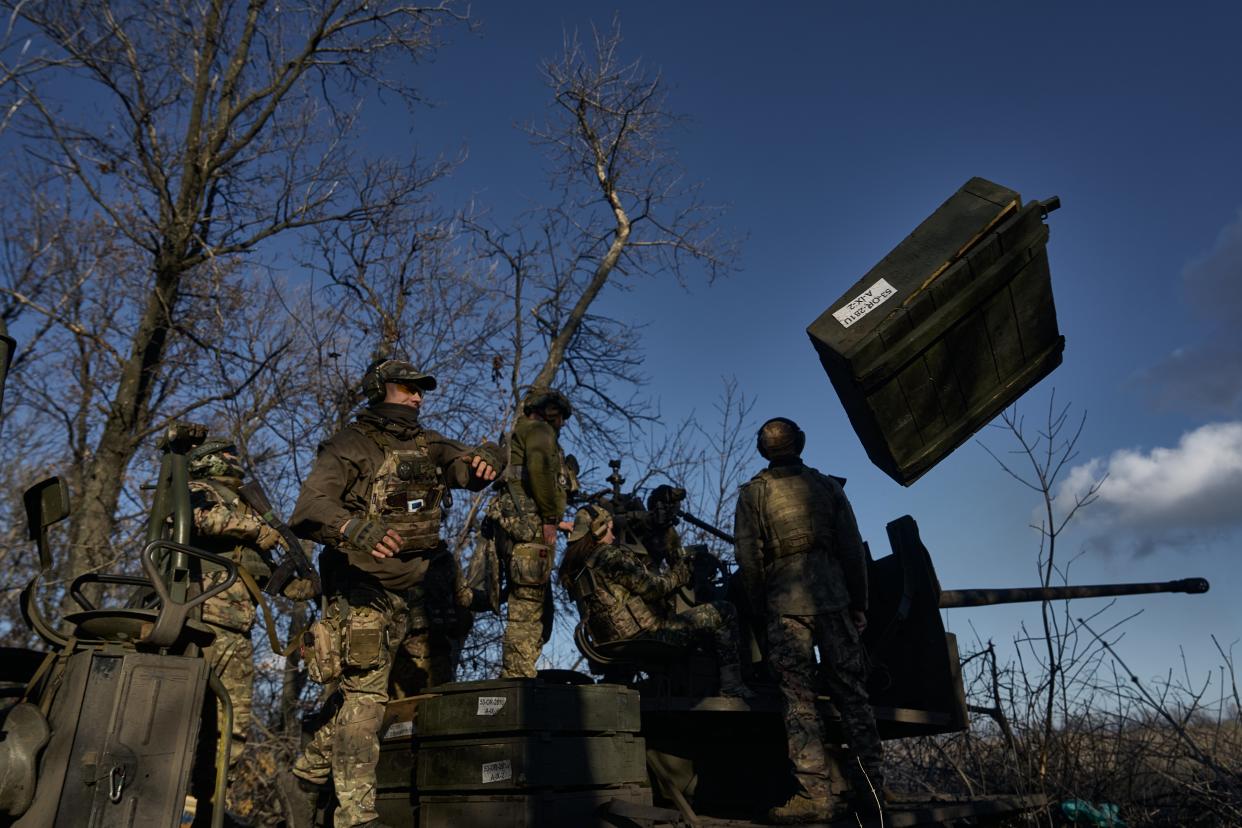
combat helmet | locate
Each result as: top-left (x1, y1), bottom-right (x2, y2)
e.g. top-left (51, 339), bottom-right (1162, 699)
top-left (188, 439), bottom-right (243, 480)
top-left (521, 386), bottom-right (572, 419)
top-left (361, 358), bottom-right (438, 405)
top-left (567, 504), bottom-right (612, 543)
top-left (756, 417), bottom-right (805, 461)
top-left (646, 484), bottom-right (686, 528)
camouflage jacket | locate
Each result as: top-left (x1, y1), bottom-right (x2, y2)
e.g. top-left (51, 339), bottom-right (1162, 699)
top-left (573, 543), bottom-right (689, 643)
top-left (733, 461), bottom-right (867, 617)
top-left (189, 478), bottom-right (275, 581)
top-left (291, 404), bottom-right (498, 592)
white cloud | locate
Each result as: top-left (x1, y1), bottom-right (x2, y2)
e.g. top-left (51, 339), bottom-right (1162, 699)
top-left (1056, 421), bottom-right (1242, 554)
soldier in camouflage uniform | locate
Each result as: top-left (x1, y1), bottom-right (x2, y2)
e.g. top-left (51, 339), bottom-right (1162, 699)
top-left (734, 417), bottom-right (883, 825)
top-left (561, 506), bottom-right (755, 698)
top-left (188, 439), bottom-right (283, 773)
top-left (287, 359), bottom-right (499, 828)
top-left (491, 388), bottom-right (575, 679)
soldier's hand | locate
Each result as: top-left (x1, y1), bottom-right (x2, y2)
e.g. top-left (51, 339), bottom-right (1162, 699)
top-left (557, 519), bottom-right (575, 533)
top-left (257, 524), bottom-right (282, 552)
top-left (341, 518), bottom-right (402, 560)
top-left (670, 558), bottom-right (692, 587)
top-left (542, 523), bottom-right (558, 548)
top-left (851, 610), bottom-right (867, 633)
top-left (469, 454), bottom-right (498, 481)
top-left (282, 577), bottom-right (320, 601)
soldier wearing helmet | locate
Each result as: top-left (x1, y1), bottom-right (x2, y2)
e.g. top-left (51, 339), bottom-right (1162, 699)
top-left (733, 417), bottom-right (882, 824)
top-left (287, 358), bottom-right (501, 828)
top-left (639, 484), bottom-right (688, 568)
top-left (185, 439), bottom-right (284, 808)
top-left (558, 505), bottom-right (755, 698)
top-left (484, 386), bottom-right (576, 678)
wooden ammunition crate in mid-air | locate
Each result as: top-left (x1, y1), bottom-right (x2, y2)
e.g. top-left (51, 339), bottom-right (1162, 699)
top-left (807, 177), bottom-right (1064, 485)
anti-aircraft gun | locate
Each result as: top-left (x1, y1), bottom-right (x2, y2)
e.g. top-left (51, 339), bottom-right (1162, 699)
top-left (861, 516), bottom-right (1208, 739)
top-left (0, 327), bottom-right (241, 828)
top-left (569, 501), bottom-right (1211, 827)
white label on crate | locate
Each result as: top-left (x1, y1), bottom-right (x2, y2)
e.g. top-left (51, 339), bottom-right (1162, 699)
top-left (476, 696), bottom-right (507, 716)
top-left (383, 721), bottom-right (414, 739)
top-left (481, 759), bottom-right (513, 784)
top-left (833, 278), bottom-right (897, 328)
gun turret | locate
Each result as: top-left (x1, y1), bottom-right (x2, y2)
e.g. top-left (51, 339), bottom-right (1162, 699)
top-left (939, 577), bottom-right (1210, 608)
top-left (854, 515), bottom-right (1213, 742)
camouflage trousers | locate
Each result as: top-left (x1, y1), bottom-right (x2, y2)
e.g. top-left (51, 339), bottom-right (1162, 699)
top-left (202, 572), bottom-right (257, 768)
top-left (499, 524), bottom-right (554, 678)
top-left (768, 610), bottom-right (883, 799)
top-left (647, 600), bottom-right (742, 669)
top-left (502, 583), bottom-right (549, 678)
top-left (293, 579), bottom-right (459, 827)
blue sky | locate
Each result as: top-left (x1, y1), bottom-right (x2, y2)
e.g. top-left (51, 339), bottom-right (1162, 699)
top-left (373, 1), bottom-right (1242, 684)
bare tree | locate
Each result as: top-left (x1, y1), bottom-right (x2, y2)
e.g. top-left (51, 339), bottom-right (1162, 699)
top-left (0, 0), bottom-right (467, 582)
top-left (473, 17), bottom-right (739, 453)
top-left (980, 392), bottom-right (1106, 786)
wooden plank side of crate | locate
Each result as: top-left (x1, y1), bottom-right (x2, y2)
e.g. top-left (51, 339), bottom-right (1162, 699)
top-left (809, 178), bottom-right (1020, 357)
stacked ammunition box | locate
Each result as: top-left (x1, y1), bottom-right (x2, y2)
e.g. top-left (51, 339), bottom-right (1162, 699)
top-left (414, 678), bottom-right (651, 827)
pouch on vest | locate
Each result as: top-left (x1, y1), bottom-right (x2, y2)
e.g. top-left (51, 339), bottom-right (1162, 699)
top-left (303, 617), bottom-right (342, 685)
top-left (509, 542), bottom-right (553, 587)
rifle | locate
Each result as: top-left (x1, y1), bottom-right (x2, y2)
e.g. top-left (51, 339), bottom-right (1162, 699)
top-left (236, 481), bottom-right (322, 598)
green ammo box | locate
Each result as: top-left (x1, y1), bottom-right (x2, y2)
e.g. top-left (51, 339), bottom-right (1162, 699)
top-left (416, 678), bottom-right (641, 737)
top-left (807, 177), bottom-right (1064, 485)
top-left (419, 785), bottom-right (653, 828)
top-left (416, 732), bottom-right (649, 792)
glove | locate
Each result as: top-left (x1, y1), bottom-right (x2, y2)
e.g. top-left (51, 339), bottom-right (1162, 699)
top-left (282, 577), bottom-right (320, 601)
top-left (340, 517), bottom-right (396, 559)
top-left (257, 524), bottom-right (282, 552)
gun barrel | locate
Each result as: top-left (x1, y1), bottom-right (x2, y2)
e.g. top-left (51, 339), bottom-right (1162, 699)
top-left (938, 577), bottom-right (1210, 609)
top-left (677, 510), bottom-right (736, 545)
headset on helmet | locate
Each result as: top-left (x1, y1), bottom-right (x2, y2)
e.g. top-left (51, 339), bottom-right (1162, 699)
top-left (360, 358), bottom-right (438, 405)
top-left (757, 417), bottom-right (805, 460)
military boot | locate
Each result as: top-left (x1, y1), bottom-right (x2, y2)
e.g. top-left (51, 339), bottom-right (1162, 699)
top-left (718, 663), bottom-right (758, 700)
top-left (767, 792), bottom-right (848, 824)
top-left (276, 770), bottom-right (323, 828)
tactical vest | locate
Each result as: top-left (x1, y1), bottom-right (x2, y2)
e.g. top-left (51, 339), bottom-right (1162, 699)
top-left (750, 465), bottom-right (851, 615)
top-left (570, 546), bottom-right (660, 643)
top-left (194, 480), bottom-right (273, 581)
top-left (352, 422), bottom-right (445, 554)
top-left (756, 466), bottom-right (837, 563)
